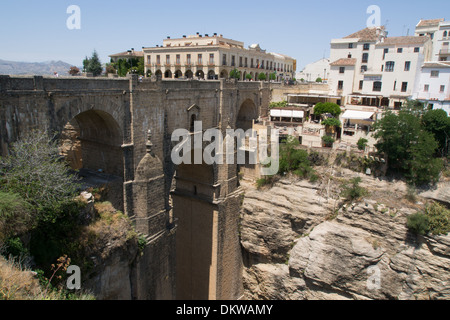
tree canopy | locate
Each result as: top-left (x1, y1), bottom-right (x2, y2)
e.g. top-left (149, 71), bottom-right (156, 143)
top-left (314, 102), bottom-right (342, 117)
top-left (373, 103), bottom-right (444, 186)
top-left (84, 50), bottom-right (103, 76)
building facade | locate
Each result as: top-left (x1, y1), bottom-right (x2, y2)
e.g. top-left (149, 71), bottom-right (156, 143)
top-left (329, 26), bottom-right (432, 109)
top-left (142, 33), bottom-right (296, 81)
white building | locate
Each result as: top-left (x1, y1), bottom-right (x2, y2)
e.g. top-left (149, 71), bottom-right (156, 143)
top-left (297, 58), bottom-right (330, 82)
top-left (142, 33), bottom-right (296, 81)
top-left (329, 26), bottom-right (432, 109)
top-left (415, 19), bottom-right (450, 62)
top-left (413, 61), bottom-right (450, 114)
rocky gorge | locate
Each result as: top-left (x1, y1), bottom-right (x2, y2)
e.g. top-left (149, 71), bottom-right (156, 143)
top-left (240, 167), bottom-right (450, 300)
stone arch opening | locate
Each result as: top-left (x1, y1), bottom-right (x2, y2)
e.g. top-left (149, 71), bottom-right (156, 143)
top-left (174, 70), bottom-right (183, 78)
top-left (236, 99), bottom-right (258, 131)
top-left (155, 70), bottom-right (162, 79)
top-left (185, 70), bottom-right (193, 79)
top-left (207, 70), bottom-right (216, 80)
top-left (195, 70), bottom-right (205, 79)
top-left (60, 109), bottom-right (124, 177)
top-left (220, 70), bottom-right (228, 79)
top-left (165, 70), bottom-right (173, 78)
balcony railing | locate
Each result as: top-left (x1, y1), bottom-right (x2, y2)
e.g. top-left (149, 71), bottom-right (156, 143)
top-left (439, 49), bottom-right (450, 55)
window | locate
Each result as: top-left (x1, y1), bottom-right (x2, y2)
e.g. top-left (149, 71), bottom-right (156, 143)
top-left (361, 65), bottom-right (368, 73)
top-left (373, 81), bottom-right (382, 92)
top-left (176, 54), bottom-right (181, 65)
top-left (156, 55), bottom-right (161, 65)
top-left (209, 54), bottom-right (214, 65)
top-left (239, 57), bottom-right (243, 67)
top-left (231, 55), bottom-right (235, 67)
top-left (245, 57), bottom-right (248, 67)
top-left (414, 47), bottom-right (420, 53)
top-left (363, 43), bottom-right (370, 50)
top-left (166, 55), bottom-right (170, 65)
top-left (339, 67), bottom-right (345, 74)
top-left (385, 61), bottom-right (395, 72)
top-left (186, 54), bottom-right (191, 65)
top-left (431, 70), bottom-right (439, 78)
top-left (251, 58), bottom-right (254, 68)
top-left (444, 31), bottom-right (448, 39)
top-left (348, 43), bottom-right (354, 49)
top-left (222, 54), bottom-right (227, 66)
top-left (338, 81), bottom-right (344, 90)
top-left (397, 48), bottom-right (403, 53)
top-left (401, 82), bottom-right (408, 92)
top-left (440, 57), bottom-right (448, 61)
top-left (440, 85), bottom-right (446, 92)
top-left (404, 61), bottom-right (411, 71)
top-left (424, 84), bottom-right (429, 92)
top-left (362, 53), bottom-right (369, 63)
top-left (359, 80), bottom-right (364, 90)
top-left (198, 54), bottom-right (203, 65)
top-left (383, 48), bottom-right (389, 60)
top-left (348, 53), bottom-right (352, 58)
top-left (394, 81), bottom-right (397, 91)
top-left (147, 55), bottom-right (151, 65)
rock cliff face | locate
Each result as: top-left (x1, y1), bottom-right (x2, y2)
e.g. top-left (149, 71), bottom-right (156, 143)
top-left (240, 169), bottom-right (450, 300)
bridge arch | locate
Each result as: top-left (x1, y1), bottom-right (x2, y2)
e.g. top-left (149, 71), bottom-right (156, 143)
top-left (236, 98), bottom-right (258, 131)
top-left (60, 109), bottom-right (124, 177)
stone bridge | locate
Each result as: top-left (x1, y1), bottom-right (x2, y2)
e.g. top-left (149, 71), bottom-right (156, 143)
top-left (0, 75), bottom-right (271, 300)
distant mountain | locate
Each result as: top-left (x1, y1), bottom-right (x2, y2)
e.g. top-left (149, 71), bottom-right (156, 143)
top-left (0, 59), bottom-right (76, 76)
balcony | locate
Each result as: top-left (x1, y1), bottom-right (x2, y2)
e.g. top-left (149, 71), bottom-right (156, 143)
top-left (439, 49), bottom-right (450, 55)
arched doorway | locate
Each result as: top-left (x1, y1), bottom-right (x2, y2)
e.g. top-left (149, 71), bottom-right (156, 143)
top-left (174, 70), bottom-right (183, 78)
top-left (185, 70), bottom-right (193, 79)
top-left (165, 70), bottom-right (173, 78)
top-left (207, 70), bottom-right (216, 80)
top-left (155, 70), bottom-right (162, 79)
top-left (195, 70), bottom-right (205, 79)
top-left (236, 99), bottom-right (258, 131)
top-left (220, 70), bottom-right (227, 79)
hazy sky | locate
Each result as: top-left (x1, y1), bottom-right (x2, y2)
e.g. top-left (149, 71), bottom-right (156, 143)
top-left (0, 0), bottom-right (448, 70)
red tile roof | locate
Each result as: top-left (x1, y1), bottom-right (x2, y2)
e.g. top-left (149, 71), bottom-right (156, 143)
top-left (330, 58), bottom-right (357, 66)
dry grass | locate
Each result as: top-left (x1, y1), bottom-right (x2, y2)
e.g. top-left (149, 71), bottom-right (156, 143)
top-left (0, 255), bottom-right (41, 300)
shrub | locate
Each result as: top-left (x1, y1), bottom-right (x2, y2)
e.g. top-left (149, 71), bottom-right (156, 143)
top-left (316, 77), bottom-right (322, 83)
top-left (357, 138), bottom-right (369, 151)
top-left (322, 135), bottom-right (335, 146)
top-left (0, 192), bottom-right (33, 242)
top-left (407, 212), bottom-right (430, 235)
top-left (340, 177), bottom-right (368, 202)
top-left (424, 202), bottom-right (450, 235)
top-left (0, 130), bottom-right (80, 224)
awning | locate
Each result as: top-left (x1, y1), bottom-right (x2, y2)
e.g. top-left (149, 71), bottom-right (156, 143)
top-left (342, 110), bottom-right (375, 120)
top-left (270, 109), bottom-right (304, 118)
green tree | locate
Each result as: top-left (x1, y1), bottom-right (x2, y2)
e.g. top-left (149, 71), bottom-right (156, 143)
top-left (357, 138), bottom-right (369, 151)
top-left (422, 109), bottom-right (450, 157)
top-left (229, 69), bottom-right (241, 80)
top-left (0, 192), bottom-right (33, 242)
top-left (321, 118), bottom-right (341, 128)
top-left (340, 177), bottom-right (368, 202)
top-left (373, 109), bottom-right (443, 185)
top-left (85, 50), bottom-right (103, 77)
top-left (314, 102), bottom-right (342, 117)
top-left (258, 73), bottom-right (267, 81)
top-left (316, 77), bottom-right (322, 83)
top-left (245, 73), bottom-right (253, 81)
top-left (269, 73), bottom-right (276, 81)
top-left (0, 130), bottom-right (80, 223)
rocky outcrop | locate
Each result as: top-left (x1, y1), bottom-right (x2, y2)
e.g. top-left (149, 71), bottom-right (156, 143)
top-left (241, 169), bottom-right (450, 300)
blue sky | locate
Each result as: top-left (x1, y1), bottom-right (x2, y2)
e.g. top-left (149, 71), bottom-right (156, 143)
top-left (0, 0), bottom-right (448, 70)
